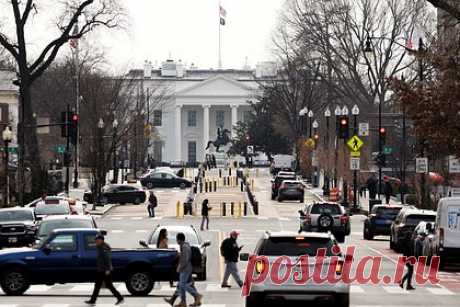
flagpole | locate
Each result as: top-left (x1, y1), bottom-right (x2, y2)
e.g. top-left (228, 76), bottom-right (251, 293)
top-left (218, 4), bottom-right (222, 69)
top-left (72, 24), bottom-right (80, 188)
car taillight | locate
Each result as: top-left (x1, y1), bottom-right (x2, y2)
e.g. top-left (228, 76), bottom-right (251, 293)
top-left (439, 227), bottom-right (444, 247)
top-left (255, 260), bottom-right (265, 274)
top-left (335, 260), bottom-right (344, 275)
top-left (340, 215), bottom-right (349, 225)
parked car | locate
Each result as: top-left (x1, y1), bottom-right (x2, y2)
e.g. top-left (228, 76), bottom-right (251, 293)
top-left (0, 208), bottom-right (37, 249)
top-left (83, 184), bottom-right (147, 205)
top-left (424, 197), bottom-right (460, 268)
top-left (299, 202), bottom-right (350, 243)
top-left (271, 172), bottom-right (296, 200)
top-left (390, 208), bottom-right (436, 253)
top-left (240, 231), bottom-right (350, 307)
top-left (34, 198), bottom-right (71, 220)
top-left (277, 180), bottom-right (304, 202)
top-left (0, 229), bottom-right (178, 296)
top-left (140, 171), bottom-right (192, 189)
top-left (363, 205), bottom-right (403, 240)
top-left (35, 215), bottom-right (98, 244)
top-left (140, 225), bottom-right (211, 281)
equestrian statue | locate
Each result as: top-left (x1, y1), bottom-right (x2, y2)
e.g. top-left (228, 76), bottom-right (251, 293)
top-left (205, 127), bottom-right (232, 152)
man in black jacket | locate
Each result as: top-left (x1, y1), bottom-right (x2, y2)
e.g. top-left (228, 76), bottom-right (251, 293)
top-left (85, 235), bottom-right (124, 305)
top-left (220, 231), bottom-right (243, 288)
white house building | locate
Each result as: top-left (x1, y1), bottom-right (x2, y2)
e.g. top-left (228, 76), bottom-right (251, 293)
top-left (128, 60), bottom-right (277, 164)
top-left (0, 69), bottom-right (18, 146)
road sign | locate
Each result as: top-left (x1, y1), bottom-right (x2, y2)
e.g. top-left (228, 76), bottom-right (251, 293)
top-left (383, 146), bottom-right (393, 155)
top-left (247, 145), bottom-right (254, 155)
top-left (56, 145), bottom-right (65, 154)
top-left (449, 156), bottom-right (460, 173)
top-left (347, 135), bottom-right (364, 152)
top-left (305, 138), bottom-right (315, 148)
top-left (350, 151), bottom-right (361, 157)
top-left (358, 122), bottom-right (369, 136)
top-left (350, 157), bottom-right (360, 170)
top-left (7, 147), bottom-right (17, 154)
top-left (416, 158), bottom-right (428, 173)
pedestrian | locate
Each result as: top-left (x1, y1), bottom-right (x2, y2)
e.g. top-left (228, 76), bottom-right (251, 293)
top-left (85, 234), bottom-right (124, 305)
top-left (200, 199), bottom-right (211, 231)
top-left (147, 191), bottom-right (158, 217)
top-left (174, 232), bottom-right (202, 307)
top-left (220, 230), bottom-right (244, 288)
top-left (157, 229), bottom-right (174, 288)
top-left (184, 185), bottom-right (195, 215)
top-left (164, 274), bottom-right (196, 306)
top-left (366, 174), bottom-right (378, 200)
top-left (384, 178), bottom-right (393, 204)
top-left (399, 244), bottom-right (416, 290)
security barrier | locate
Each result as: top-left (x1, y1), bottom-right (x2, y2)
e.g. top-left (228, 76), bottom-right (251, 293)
top-left (329, 187), bottom-right (339, 202)
top-left (176, 201), bottom-right (184, 219)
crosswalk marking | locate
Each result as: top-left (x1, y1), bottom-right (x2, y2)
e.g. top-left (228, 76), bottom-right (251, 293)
top-left (278, 217), bottom-right (290, 221)
top-left (257, 217), bottom-right (269, 220)
top-left (111, 230), bottom-right (124, 233)
top-left (131, 217), bottom-right (143, 220)
top-left (206, 283), bottom-right (228, 292)
top-left (426, 287), bottom-right (455, 295)
top-left (383, 286), bottom-right (407, 294)
top-left (29, 285), bottom-right (52, 292)
top-left (110, 217), bottom-right (122, 220)
top-left (351, 285), bottom-right (365, 293)
top-left (70, 284), bottom-right (93, 292)
top-left (135, 230), bottom-right (148, 233)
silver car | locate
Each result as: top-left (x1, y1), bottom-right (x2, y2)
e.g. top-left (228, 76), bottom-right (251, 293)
top-left (240, 231), bottom-right (350, 307)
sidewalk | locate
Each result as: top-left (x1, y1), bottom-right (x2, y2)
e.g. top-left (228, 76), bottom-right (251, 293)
top-left (88, 204), bottom-right (116, 216)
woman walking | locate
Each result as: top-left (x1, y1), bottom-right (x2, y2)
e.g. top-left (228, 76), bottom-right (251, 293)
top-left (157, 229), bottom-right (174, 288)
top-left (200, 199), bottom-right (211, 231)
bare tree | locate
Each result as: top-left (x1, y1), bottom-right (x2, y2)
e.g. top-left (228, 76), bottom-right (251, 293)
top-left (427, 0), bottom-right (460, 21)
top-left (0, 0), bottom-right (125, 203)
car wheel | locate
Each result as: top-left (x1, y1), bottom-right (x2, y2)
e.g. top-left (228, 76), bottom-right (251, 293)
top-left (336, 233), bottom-right (346, 243)
top-left (180, 183), bottom-right (186, 189)
top-left (125, 270), bottom-right (154, 296)
top-left (1, 268), bottom-right (30, 296)
top-left (271, 194), bottom-right (275, 200)
top-left (278, 197), bottom-right (283, 203)
top-left (245, 293), bottom-right (261, 307)
top-left (363, 227), bottom-right (373, 240)
top-left (146, 182), bottom-right (154, 190)
top-left (134, 197), bottom-right (141, 205)
top-left (317, 214), bottom-right (334, 232)
top-left (337, 293), bottom-right (350, 307)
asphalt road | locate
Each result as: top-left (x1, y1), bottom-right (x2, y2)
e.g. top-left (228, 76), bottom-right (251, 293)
top-left (1, 173), bottom-right (460, 307)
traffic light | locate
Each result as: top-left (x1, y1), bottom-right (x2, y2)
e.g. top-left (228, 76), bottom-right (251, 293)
top-left (69, 113), bottom-right (78, 145)
top-left (379, 127), bottom-right (386, 146)
top-left (375, 152), bottom-right (386, 168)
top-left (339, 116), bottom-right (349, 139)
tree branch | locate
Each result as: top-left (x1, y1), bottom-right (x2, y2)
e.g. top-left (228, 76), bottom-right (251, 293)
top-left (427, 0), bottom-right (460, 22)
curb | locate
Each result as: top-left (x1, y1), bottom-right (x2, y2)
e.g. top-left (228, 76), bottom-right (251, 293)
top-left (89, 204), bottom-right (118, 216)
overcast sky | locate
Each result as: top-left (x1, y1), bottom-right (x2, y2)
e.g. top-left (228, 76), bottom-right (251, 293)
top-left (101, 0), bottom-right (285, 71)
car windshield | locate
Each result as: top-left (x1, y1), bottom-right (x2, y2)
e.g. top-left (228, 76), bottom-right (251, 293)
top-left (275, 177), bottom-right (296, 184)
top-left (284, 182), bottom-right (302, 189)
top-left (150, 229), bottom-right (199, 245)
top-left (311, 204), bottom-right (342, 215)
top-left (259, 237), bottom-right (335, 256)
top-left (38, 219), bottom-right (93, 237)
top-left (35, 203), bottom-right (70, 216)
top-left (376, 207), bottom-right (401, 217)
top-left (406, 214), bottom-right (436, 226)
top-left (0, 210), bottom-right (34, 222)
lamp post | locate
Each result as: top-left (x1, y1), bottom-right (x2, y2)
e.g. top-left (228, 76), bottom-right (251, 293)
top-left (334, 106), bottom-right (342, 188)
top-left (323, 108), bottom-right (331, 196)
top-left (2, 126), bottom-right (13, 206)
top-left (352, 104), bottom-right (360, 211)
top-left (308, 110), bottom-right (314, 138)
top-left (96, 118), bottom-right (104, 209)
top-left (112, 119), bottom-right (119, 184)
top-left (342, 106), bottom-right (349, 208)
top-left (299, 107), bottom-right (308, 136)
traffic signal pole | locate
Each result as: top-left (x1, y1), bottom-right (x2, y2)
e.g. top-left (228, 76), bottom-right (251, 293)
top-left (353, 114), bottom-right (358, 210)
top-left (378, 96), bottom-right (382, 199)
top-left (65, 104), bottom-right (71, 195)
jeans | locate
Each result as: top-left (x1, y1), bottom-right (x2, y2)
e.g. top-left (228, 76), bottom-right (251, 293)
top-left (89, 271), bottom-right (123, 302)
top-left (401, 262), bottom-right (414, 288)
top-left (222, 261), bottom-right (243, 287)
top-left (178, 270), bottom-right (199, 303)
top-left (147, 205), bottom-right (155, 217)
top-left (200, 216), bottom-right (209, 230)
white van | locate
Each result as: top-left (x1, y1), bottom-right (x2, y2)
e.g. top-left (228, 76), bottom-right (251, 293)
top-left (433, 197), bottom-right (460, 267)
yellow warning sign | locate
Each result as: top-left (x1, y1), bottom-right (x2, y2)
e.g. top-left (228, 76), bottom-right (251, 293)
top-left (347, 135), bottom-right (364, 152)
top-left (305, 138), bottom-right (316, 148)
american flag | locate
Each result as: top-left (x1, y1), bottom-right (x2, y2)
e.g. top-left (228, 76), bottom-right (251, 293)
top-left (219, 5), bottom-right (227, 18)
top-left (406, 37), bottom-right (413, 50)
top-left (69, 24), bottom-right (79, 49)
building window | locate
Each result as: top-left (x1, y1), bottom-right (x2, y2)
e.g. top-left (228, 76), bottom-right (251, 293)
top-left (188, 110), bottom-right (197, 127)
top-left (216, 110), bottom-right (225, 128)
top-left (188, 141), bottom-right (197, 163)
top-left (243, 111), bottom-right (251, 123)
top-left (153, 110), bottom-right (162, 126)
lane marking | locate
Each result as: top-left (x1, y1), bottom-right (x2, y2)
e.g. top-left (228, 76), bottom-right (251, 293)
top-left (426, 287), bottom-right (455, 295)
top-left (257, 217), bottom-right (269, 220)
top-left (28, 285), bottom-right (52, 292)
top-left (278, 217), bottom-right (290, 221)
top-left (383, 286), bottom-right (408, 294)
top-left (206, 283), bottom-right (229, 292)
top-left (70, 284), bottom-right (93, 292)
top-left (111, 230), bottom-right (124, 233)
top-left (350, 285), bottom-right (365, 293)
top-left (131, 217), bottom-right (143, 220)
top-left (136, 230), bottom-right (148, 233)
top-left (110, 217), bottom-right (122, 220)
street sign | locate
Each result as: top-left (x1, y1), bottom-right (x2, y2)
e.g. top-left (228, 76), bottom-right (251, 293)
top-left (56, 145), bottom-right (65, 154)
top-left (247, 145), bottom-right (254, 155)
top-left (350, 151), bottom-right (361, 157)
top-left (383, 146), bottom-right (393, 155)
top-left (6, 147), bottom-right (18, 154)
top-left (416, 158), bottom-right (428, 174)
top-left (347, 135), bottom-right (364, 152)
top-left (449, 156), bottom-right (460, 173)
top-left (358, 122), bottom-right (369, 136)
top-left (305, 138), bottom-right (315, 148)
top-left (350, 157), bottom-right (360, 170)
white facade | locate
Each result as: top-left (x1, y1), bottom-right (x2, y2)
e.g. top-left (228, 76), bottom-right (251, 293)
top-left (129, 61), bottom-right (275, 163)
top-left (0, 69), bottom-right (18, 146)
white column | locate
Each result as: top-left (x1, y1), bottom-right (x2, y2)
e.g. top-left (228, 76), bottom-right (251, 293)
top-left (231, 104), bottom-right (238, 138)
top-left (175, 104), bottom-right (182, 161)
top-left (203, 104), bottom-right (210, 158)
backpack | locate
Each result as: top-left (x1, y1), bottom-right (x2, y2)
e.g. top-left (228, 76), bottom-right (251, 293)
top-left (191, 246), bottom-right (202, 267)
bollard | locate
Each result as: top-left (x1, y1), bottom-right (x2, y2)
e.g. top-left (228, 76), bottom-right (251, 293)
top-left (199, 182), bottom-right (203, 193)
top-left (240, 181), bottom-right (244, 192)
top-left (205, 181), bottom-right (208, 193)
top-left (256, 168), bottom-right (259, 177)
top-left (176, 201), bottom-right (184, 219)
top-left (227, 177), bottom-right (230, 186)
top-left (251, 179), bottom-right (255, 190)
top-left (203, 170), bottom-right (206, 178)
top-left (214, 180), bottom-right (217, 192)
top-left (222, 202), bottom-right (226, 216)
top-left (253, 201), bottom-right (259, 215)
top-left (237, 202), bottom-right (242, 218)
top-left (230, 202), bottom-right (234, 216)
top-left (229, 168), bottom-right (232, 176)
top-left (193, 202), bottom-right (197, 216)
top-left (243, 202), bottom-right (248, 216)
top-left (219, 169), bottom-right (222, 178)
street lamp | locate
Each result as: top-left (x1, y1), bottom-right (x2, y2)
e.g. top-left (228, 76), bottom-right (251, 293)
top-left (334, 106), bottom-right (342, 187)
top-left (323, 107), bottom-right (331, 196)
top-left (2, 126), bottom-right (13, 206)
top-left (308, 110), bottom-right (314, 138)
top-left (299, 107), bottom-right (308, 135)
top-left (95, 118), bottom-right (104, 209)
top-left (364, 36), bottom-right (374, 58)
top-left (112, 119), bottom-right (119, 184)
top-left (352, 104), bottom-right (360, 211)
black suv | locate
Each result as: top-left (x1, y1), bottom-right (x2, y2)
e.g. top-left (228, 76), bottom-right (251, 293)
top-left (390, 208), bottom-right (436, 253)
top-left (363, 205), bottom-right (403, 240)
top-left (0, 208), bottom-right (36, 248)
top-left (271, 172), bottom-right (296, 200)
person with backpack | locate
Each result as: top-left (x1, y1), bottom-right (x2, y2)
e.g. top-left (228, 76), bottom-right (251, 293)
top-left (200, 199), bottom-right (211, 231)
top-left (147, 191), bottom-right (158, 217)
top-left (220, 231), bottom-right (244, 288)
top-left (174, 232), bottom-right (202, 307)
